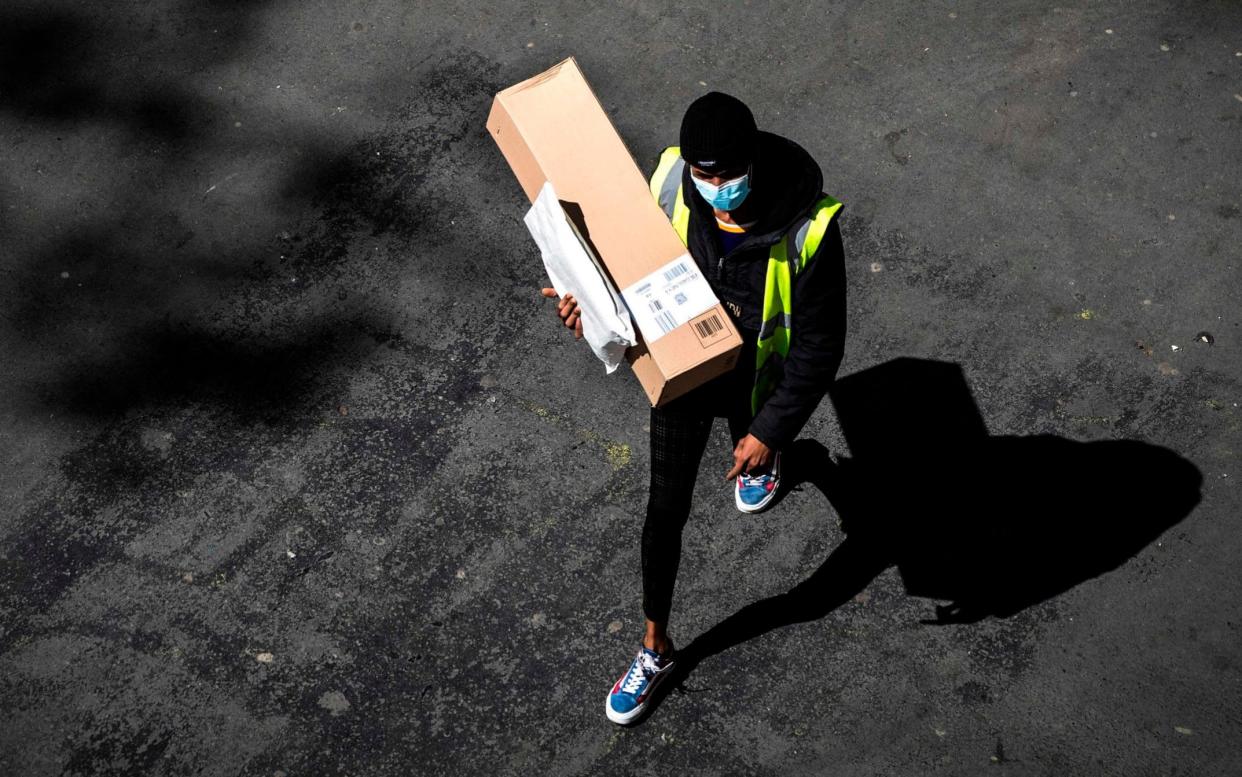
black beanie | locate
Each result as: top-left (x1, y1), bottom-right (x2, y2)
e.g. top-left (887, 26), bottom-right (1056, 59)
top-left (679, 92), bottom-right (757, 174)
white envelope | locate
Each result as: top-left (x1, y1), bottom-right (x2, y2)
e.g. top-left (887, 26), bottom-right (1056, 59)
top-left (523, 181), bottom-right (636, 373)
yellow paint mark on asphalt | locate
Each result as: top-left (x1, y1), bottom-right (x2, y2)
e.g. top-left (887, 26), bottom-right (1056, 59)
top-left (530, 513), bottom-right (557, 538)
top-left (604, 442), bottom-right (632, 471)
top-left (519, 398), bottom-right (632, 470)
top-left (1072, 415), bottom-right (1113, 426)
top-left (601, 728), bottom-right (625, 754)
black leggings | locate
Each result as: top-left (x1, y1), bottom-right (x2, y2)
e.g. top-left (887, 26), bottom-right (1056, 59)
top-left (641, 373), bottom-right (753, 625)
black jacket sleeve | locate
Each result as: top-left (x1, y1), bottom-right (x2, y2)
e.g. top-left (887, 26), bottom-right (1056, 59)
top-left (747, 218), bottom-right (847, 449)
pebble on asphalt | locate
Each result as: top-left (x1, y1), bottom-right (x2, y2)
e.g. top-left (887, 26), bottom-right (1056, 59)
top-left (318, 690), bottom-right (351, 716)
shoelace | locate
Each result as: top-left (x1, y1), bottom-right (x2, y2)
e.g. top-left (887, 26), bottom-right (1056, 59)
top-left (620, 653), bottom-right (657, 694)
top-left (739, 471), bottom-right (773, 487)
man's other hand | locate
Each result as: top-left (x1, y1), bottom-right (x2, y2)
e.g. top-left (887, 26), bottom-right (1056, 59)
top-left (726, 434), bottom-right (773, 480)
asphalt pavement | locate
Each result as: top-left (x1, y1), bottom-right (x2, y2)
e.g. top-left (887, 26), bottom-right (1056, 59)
top-left (1, 1), bottom-right (1240, 775)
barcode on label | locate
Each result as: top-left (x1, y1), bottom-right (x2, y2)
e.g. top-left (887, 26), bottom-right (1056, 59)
top-left (663, 262), bottom-right (688, 282)
top-left (649, 300), bottom-right (663, 312)
top-left (654, 311), bottom-right (678, 334)
top-left (694, 314), bottom-right (724, 340)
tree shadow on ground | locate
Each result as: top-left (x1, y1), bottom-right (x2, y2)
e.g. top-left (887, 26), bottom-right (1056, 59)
top-left (0, 3), bottom-right (260, 137)
top-left (642, 357), bottom-right (1202, 722)
top-left (1, 1), bottom-right (503, 423)
top-left (37, 314), bottom-right (394, 422)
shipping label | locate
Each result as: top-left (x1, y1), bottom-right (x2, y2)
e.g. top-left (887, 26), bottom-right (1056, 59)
top-left (620, 254), bottom-right (719, 344)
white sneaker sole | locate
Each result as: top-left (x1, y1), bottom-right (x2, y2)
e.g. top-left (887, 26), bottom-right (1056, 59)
top-left (735, 484), bottom-right (777, 513)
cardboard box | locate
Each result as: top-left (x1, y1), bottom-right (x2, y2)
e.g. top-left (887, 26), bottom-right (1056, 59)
top-left (487, 57), bottom-right (742, 406)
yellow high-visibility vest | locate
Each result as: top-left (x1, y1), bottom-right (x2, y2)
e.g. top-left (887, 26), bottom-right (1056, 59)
top-left (649, 146), bottom-right (842, 413)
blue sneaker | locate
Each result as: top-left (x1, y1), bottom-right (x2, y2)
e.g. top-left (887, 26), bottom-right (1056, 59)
top-left (735, 451), bottom-right (781, 513)
top-left (605, 646), bottom-right (675, 724)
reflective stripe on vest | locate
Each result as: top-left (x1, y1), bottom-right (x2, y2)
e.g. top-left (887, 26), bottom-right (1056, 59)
top-left (649, 145), bottom-right (842, 415)
top-left (650, 147), bottom-right (690, 238)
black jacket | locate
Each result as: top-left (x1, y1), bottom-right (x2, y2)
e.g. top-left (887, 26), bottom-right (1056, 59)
top-left (677, 131), bottom-right (846, 449)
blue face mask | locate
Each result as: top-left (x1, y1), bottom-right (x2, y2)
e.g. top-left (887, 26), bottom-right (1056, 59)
top-left (692, 171), bottom-right (751, 211)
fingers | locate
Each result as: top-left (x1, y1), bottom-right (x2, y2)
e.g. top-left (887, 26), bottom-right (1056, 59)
top-left (545, 289), bottom-right (583, 336)
top-left (726, 440), bottom-right (745, 480)
top-left (559, 296), bottom-right (581, 330)
top-left (727, 434), bottom-right (774, 480)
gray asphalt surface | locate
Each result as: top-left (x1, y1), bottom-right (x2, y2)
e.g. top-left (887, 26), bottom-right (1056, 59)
top-left (2, 1), bottom-right (1240, 775)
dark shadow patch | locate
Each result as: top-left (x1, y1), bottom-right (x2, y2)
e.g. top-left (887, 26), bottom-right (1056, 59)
top-left (955, 680), bottom-right (993, 705)
top-left (62, 720), bottom-right (173, 777)
top-left (5, 227), bottom-right (250, 343)
top-left (276, 52), bottom-right (504, 285)
top-left (0, 315), bottom-right (397, 655)
top-left (34, 316), bottom-right (389, 422)
top-left (0, 10), bottom-right (99, 122)
top-left (0, 7), bottom-right (213, 141)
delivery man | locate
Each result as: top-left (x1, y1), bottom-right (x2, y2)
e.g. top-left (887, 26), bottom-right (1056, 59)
top-left (540, 92), bottom-right (846, 724)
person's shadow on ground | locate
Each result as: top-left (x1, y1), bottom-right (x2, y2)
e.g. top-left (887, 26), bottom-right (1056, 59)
top-left (643, 358), bottom-right (1202, 721)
